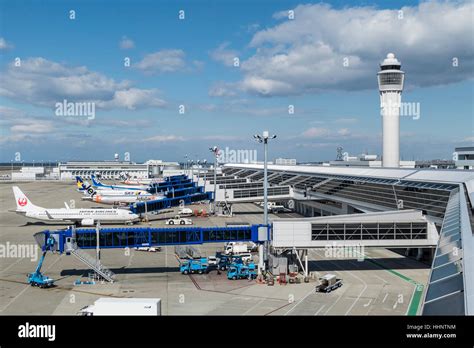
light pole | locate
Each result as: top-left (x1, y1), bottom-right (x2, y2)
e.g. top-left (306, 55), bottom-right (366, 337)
top-left (254, 131), bottom-right (276, 275)
top-left (209, 146), bottom-right (219, 214)
top-left (254, 131), bottom-right (276, 226)
top-left (184, 154), bottom-right (188, 174)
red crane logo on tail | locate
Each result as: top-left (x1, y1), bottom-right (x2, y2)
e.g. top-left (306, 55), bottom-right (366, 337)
top-left (18, 197), bottom-right (27, 207)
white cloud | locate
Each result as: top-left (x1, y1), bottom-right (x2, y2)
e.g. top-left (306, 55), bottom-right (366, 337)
top-left (209, 42), bottom-right (239, 67)
top-left (135, 49), bottom-right (186, 73)
top-left (119, 36), bottom-right (135, 50)
top-left (0, 57), bottom-right (167, 110)
top-left (337, 128), bottom-right (351, 136)
top-left (98, 88), bottom-right (166, 110)
top-left (199, 135), bottom-right (242, 141)
top-left (143, 135), bottom-right (185, 142)
top-left (302, 127), bottom-right (330, 138)
top-left (0, 106), bottom-right (56, 143)
top-left (223, 1), bottom-right (474, 96)
top-left (0, 37), bottom-right (12, 50)
top-left (301, 126), bottom-right (358, 139)
top-left (11, 123), bottom-right (54, 134)
top-left (209, 82), bottom-right (238, 97)
top-left (334, 118), bottom-right (358, 124)
top-left (460, 136), bottom-right (474, 143)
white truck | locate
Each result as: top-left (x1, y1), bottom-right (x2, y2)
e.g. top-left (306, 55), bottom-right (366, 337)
top-left (79, 298), bottom-right (161, 316)
top-left (224, 242), bottom-right (251, 255)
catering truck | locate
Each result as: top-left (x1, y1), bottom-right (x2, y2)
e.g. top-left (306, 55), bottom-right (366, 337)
top-left (79, 298), bottom-right (161, 316)
top-left (224, 242), bottom-right (255, 255)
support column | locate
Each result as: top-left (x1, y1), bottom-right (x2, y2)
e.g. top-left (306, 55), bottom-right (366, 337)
top-left (304, 250), bottom-right (308, 277)
top-left (416, 248), bottom-right (423, 261)
top-left (258, 244), bottom-right (264, 275)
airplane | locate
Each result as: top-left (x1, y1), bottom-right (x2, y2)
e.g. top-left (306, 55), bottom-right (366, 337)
top-left (119, 172), bottom-right (163, 186)
top-left (80, 181), bottom-right (163, 205)
top-left (75, 176), bottom-right (150, 196)
top-left (12, 186), bottom-right (139, 226)
top-left (91, 174), bottom-right (149, 191)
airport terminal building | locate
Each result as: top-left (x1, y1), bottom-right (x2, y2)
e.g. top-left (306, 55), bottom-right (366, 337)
top-left (58, 160), bottom-right (180, 180)
top-left (206, 163), bottom-right (474, 315)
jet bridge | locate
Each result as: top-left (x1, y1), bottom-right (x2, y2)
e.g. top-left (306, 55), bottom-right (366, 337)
top-left (271, 209), bottom-right (439, 249)
top-left (36, 224), bottom-right (269, 254)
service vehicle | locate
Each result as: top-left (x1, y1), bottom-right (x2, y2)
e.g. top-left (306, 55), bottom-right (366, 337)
top-left (180, 258), bottom-right (210, 274)
top-left (166, 215), bottom-right (193, 225)
top-left (227, 262), bottom-right (257, 280)
top-left (315, 274), bottom-right (343, 293)
top-left (79, 298), bottom-right (161, 316)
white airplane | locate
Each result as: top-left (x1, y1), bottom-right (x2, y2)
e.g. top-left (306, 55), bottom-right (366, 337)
top-left (76, 176), bottom-right (150, 196)
top-left (91, 175), bottom-right (149, 191)
top-left (80, 181), bottom-right (163, 205)
top-left (13, 186), bottom-right (139, 226)
top-left (120, 173), bottom-right (163, 186)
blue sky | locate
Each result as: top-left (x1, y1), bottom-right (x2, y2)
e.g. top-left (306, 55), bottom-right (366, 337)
top-left (0, 0), bottom-right (472, 163)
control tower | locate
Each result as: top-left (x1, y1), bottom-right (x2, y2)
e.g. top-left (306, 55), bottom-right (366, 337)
top-left (377, 53), bottom-right (404, 168)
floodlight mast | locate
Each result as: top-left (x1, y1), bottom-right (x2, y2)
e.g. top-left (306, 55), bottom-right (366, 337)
top-left (254, 131), bottom-right (276, 275)
top-left (209, 146), bottom-right (219, 213)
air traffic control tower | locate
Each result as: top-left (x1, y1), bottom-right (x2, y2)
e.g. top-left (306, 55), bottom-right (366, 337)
top-left (378, 53), bottom-right (405, 168)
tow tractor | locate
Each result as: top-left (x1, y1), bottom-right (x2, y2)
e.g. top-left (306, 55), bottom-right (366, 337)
top-left (227, 262), bottom-right (257, 280)
top-left (315, 274), bottom-right (343, 293)
top-left (27, 236), bottom-right (55, 288)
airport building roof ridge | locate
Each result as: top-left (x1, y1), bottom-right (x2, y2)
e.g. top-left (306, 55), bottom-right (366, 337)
top-left (223, 163), bottom-right (474, 184)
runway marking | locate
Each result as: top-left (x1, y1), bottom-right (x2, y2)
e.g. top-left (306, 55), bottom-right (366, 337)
top-left (311, 249), bottom-right (368, 316)
top-left (284, 287), bottom-right (315, 316)
top-left (0, 258), bottom-right (24, 274)
top-left (363, 299), bottom-right (372, 307)
top-left (242, 297), bottom-right (267, 315)
top-left (0, 254), bottom-right (64, 312)
top-left (349, 248), bottom-right (425, 316)
top-left (314, 304), bottom-right (325, 315)
top-left (382, 293), bottom-right (389, 303)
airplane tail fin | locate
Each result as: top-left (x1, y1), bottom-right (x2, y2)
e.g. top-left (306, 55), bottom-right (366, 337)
top-left (12, 186), bottom-right (43, 212)
top-left (80, 181), bottom-right (97, 198)
top-left (75, 176), bottom-right (85, 191)
top-left (91, 174), bottom-right (104, 187)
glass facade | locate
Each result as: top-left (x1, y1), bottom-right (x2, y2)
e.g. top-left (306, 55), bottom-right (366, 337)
top-left (311, 222), bottom-right (428, 241)
top-left (233, 186), bottom-right (290, 199)
top-left (229, 168), bottom-right (456, 220)
top-left (76, 227), bottom-right (253, 248)
top-left (378, 72), bottom-right (403, 85)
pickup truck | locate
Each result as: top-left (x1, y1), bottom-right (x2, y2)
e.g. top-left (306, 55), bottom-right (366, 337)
top-left (315, 274), bottom-right (343, 293)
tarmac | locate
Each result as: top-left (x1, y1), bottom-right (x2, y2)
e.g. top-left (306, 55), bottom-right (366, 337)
top-left (0, 180), bottom-right (431, 315)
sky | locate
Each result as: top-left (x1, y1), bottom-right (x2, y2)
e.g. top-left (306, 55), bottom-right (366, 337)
top-left (0, 0), bottom-right (472, 163)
